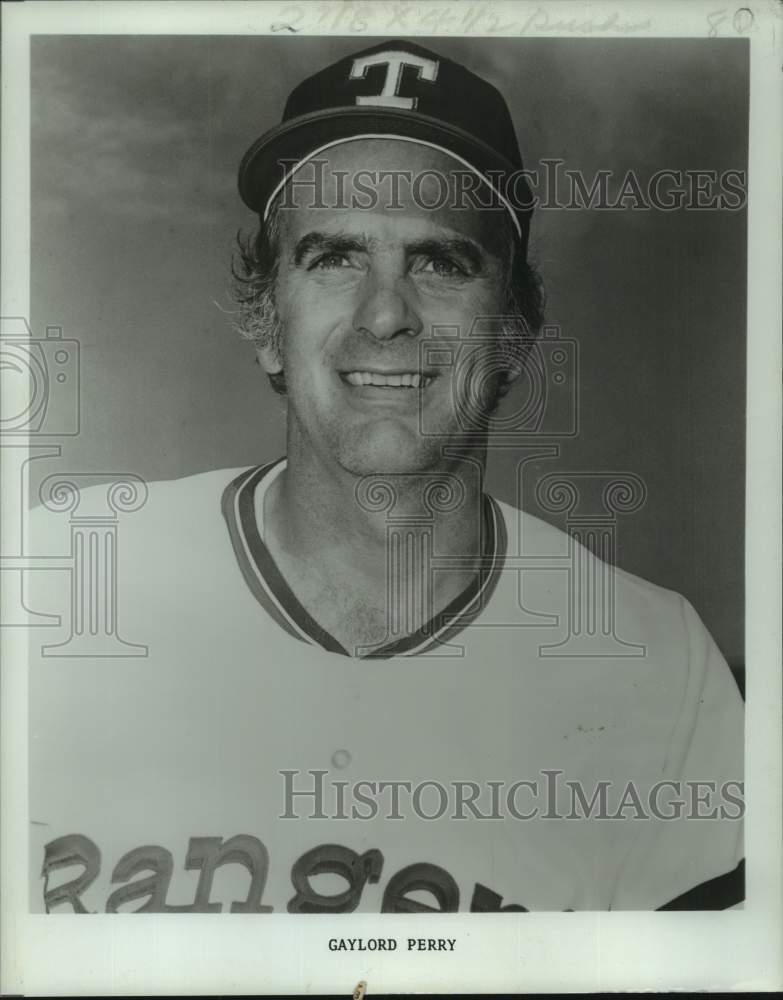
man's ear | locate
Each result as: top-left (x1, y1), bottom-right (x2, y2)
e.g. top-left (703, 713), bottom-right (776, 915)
top-left (255, 342), bottom-right (283, 375)
top-left (500, 355), bottom-right (525, 389)
top-left (503, 362), bottom-right (524, 387)
top-left (502, 336), bottom-right (537, 386)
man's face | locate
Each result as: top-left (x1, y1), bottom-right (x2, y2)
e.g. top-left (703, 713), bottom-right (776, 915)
top-left (263, 139), bottom-right (513, 477)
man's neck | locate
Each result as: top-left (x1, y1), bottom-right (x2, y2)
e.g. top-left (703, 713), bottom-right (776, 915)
top-left (259, 441), bottom-right (489, 651)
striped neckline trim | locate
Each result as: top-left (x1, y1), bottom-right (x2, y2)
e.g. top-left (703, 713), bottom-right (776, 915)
top-left (221, 459), bottom-right (505, 659)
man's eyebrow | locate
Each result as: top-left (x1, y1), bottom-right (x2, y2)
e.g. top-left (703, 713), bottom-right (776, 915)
top-left (291, 232), bottom-right (493, 271)
top-left (405, 238), bottom-right (488, 272)
top-left (292, 232), bottom-right (369, 265)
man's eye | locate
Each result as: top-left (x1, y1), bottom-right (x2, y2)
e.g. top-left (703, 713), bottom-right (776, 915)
top-left (310, 252), bottom-right (351, 271)
top-left (419, 257), bottom-right (466, 278)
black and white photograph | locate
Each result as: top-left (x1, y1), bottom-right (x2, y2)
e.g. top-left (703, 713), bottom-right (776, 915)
top-left (1, 1), bottom-right (781, 995)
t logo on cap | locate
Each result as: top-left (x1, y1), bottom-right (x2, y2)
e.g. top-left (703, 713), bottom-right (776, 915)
top-left (349, 50), bottom-right (439, 110)
top-left (239, 39), bottom-right (534, 253)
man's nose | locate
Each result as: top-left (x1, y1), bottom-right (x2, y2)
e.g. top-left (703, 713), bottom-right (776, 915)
top-left (352, 272), bottom-right (422, 342)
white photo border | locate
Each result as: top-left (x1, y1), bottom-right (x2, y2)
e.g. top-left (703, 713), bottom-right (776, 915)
top-left (1, 1), bottom-right (781, 994)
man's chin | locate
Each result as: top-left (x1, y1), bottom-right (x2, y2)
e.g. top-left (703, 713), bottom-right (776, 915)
top-left (334, 423), bottom-right (454, 477)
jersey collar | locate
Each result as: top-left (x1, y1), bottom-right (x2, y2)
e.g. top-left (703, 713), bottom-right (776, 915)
top-left (222, 458), bottom-right (505, 659)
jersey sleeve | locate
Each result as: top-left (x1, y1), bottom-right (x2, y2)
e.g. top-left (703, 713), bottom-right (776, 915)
top-left (610, 594), bottom-right (744, 910)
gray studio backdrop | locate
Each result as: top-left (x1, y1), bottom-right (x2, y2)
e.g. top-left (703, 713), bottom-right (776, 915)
top-left (29, 35), bottom-right (747, 669)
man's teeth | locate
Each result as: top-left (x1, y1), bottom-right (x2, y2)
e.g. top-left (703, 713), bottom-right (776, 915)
top-left (344, 371), bottom-right (430, 388)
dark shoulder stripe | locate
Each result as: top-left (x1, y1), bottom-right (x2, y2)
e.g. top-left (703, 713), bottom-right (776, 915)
top-left (221, 465), bottom-right (309, 645)
top-left (240, 510), bottom-right (348, 657)
top-left (656, 859), bottom-right (745, 910)
top-left (369, 493), bottom-right (506, 659)
top-left (406, 495), bottom-right (508, 657)
top-left (223, 462), bottom-right (348, 656)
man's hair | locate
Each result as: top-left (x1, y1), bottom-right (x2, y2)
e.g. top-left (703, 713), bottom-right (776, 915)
top-left (231, 199), bottom-right (545, 402)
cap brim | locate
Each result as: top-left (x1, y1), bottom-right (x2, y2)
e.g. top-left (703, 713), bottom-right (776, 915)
top-left (238, 106), bottom-right (531, 235)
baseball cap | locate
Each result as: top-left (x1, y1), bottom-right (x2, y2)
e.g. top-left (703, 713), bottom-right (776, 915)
top-left (238, 39), bottom-right (534, 254)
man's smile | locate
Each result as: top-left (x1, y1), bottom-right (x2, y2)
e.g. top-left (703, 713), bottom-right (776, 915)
top-left (340, 369), bottom-right (436, 389)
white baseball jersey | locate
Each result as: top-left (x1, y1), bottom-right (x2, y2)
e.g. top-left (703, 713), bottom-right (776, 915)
top-left (27, 459), bottom-right (744, 913)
